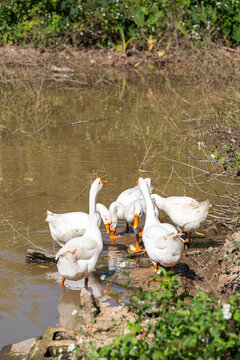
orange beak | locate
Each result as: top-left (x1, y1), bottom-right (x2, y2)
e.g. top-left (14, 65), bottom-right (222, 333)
top-left (136, 177), bottom-right (143, 184)
top-left (133, 214), bottom-right (139, 229)
top-left (97, 177), bottom-right (108, 185)
top-left (105, 222), bottom-right (111, 234)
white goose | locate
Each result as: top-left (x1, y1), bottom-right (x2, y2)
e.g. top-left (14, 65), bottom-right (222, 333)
top-left (138, 177), bottom-right (183, 273)
top-left (46, 203), bottom-right (112, 246)
top-left (109, 178), bottom-right (153, 238)
top-left (151, 193), bottom-right (210, 248)
top-left (55, 177), bottom-right (108, 288)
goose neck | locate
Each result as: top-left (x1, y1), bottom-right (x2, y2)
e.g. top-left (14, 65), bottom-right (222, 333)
top-left (140, 183), bottom-right (155, 219)
top-left (88, 186), bottom-right (98, 225)
top-left (110, 202), bottom-right (122, 227)
top-left (96, 203), bottom-right (106, 217)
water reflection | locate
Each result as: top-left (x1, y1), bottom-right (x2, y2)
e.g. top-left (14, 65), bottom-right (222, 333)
top-left (56, 272), bottom-right (121, 330)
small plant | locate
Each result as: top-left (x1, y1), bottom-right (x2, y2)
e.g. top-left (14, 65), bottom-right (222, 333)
top-left (117, 26), bottom-right (137, 56)
top-left (211, 142), bottom-right (240, 176)
top-left (82, 269), bottom-right (240, 359)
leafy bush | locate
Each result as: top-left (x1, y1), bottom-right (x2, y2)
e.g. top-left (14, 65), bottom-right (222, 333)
top-left (0, 0), bottom-right (239, 48)
top-left (84, 269), bottom-right (240, 359)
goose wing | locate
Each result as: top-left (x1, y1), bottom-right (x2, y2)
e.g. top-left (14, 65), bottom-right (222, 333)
top-left (55, 236), bottom-right (95, 261)
top-left (166, 198), bottom-right (210, 226)
top-left (144, 225), bottom-right (172, 250)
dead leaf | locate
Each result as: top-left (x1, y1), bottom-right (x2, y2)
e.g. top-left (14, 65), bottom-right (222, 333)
top-left (157, 50), bottom-right (165, 57)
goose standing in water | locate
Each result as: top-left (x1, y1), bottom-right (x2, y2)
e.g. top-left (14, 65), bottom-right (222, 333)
top-left (55, 177), bottom-right (108, 289)
top-left (151, 194), bottom-right (210, 248)
top-left (46, 203), bottom-right (112, 246)
top-left (109, 178), bottom-right (153, 238)
top-left (138, 178), bottom-right (183, 274)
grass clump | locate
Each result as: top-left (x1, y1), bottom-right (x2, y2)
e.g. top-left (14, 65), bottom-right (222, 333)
top-left (81, 269), bottom-right (240, 359)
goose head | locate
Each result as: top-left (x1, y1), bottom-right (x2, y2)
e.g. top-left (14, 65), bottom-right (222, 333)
top-left (109, 215), bottom-right (118, 237)
top-left (94, 177), bottom-right (108, 190)
top-left (137, 177), bottom-right (145, 189)
top-left (133, 201), bottom-right (144, 230)
top-left (89, 177), bottom-right (108, 219)
top-left (109, 201), bottom-right (124, 237)
top-left (96, 203), bottom-right (112, 234)
top-left (137, 177), bottom-right (152, 199)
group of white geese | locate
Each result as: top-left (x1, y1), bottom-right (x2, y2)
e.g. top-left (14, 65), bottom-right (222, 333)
top-left (46, 177), bottom-right (210, 289)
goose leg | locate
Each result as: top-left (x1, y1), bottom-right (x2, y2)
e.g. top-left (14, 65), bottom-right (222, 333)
top-left (85, 277), bottom-right (89, 290)
top-left (150, 264), bottom-right (159, 281)
top-left (183, 231), bottom-right (191, 250)
top-left (110, 230), bottom-right (121, 239)
top-left (129, 234), bottom-right (144, 253)
top-left (61, 277), bottom-right (65, 290)
top-left (125, 222), bottom-right (129, 233)
top-left (104, 283), bottom-right (109, 296)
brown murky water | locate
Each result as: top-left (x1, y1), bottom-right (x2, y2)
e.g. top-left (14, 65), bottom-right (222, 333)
top-left (0, 72), bottom-right (238, 349)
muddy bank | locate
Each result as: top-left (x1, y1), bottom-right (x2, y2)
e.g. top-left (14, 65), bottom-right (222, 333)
top-left (1, 231), bottom-right (239, 360)
top-left (1, 44), bottom-right (240, 82)
top-left (109, 231), bottom-right (240, 297)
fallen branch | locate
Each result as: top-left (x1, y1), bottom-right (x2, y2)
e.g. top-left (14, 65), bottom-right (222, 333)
top-left (26, 249), bottom-right (56, 264)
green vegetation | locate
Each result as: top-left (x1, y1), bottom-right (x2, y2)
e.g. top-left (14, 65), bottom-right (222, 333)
top-left (0, 0), bottom-right (240, 49)
top-left (79, 270), bottom-right (240, 360)
top-left (212, 142), bottom-right (240, 176)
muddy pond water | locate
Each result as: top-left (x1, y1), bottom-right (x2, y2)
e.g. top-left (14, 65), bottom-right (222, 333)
top-left (0, 71), bottom-right (238, 349)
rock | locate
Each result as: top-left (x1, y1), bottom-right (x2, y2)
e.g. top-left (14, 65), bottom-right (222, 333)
top-left (79, 288), bottom-right (100, 314)
top-left (102, 58), bottom-right (114, 68)
top-left (108, 268), bottom-right (132, 288)
top-left (26, 328), bottom-right (77, 360)
top-left (50, 65), bottom-right (74, 73)
top-left (74, 288), bottom-right (101, 328)
top-left (0, 338), bottom-right (36, 360)
top-left (137, 257), bottom-right (152, 268)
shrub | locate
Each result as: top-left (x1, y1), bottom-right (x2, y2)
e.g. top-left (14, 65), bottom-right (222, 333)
top-left (0, 0), bottom-right (239, 48)
top-left (83, 269), bottom-right (240, 359)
